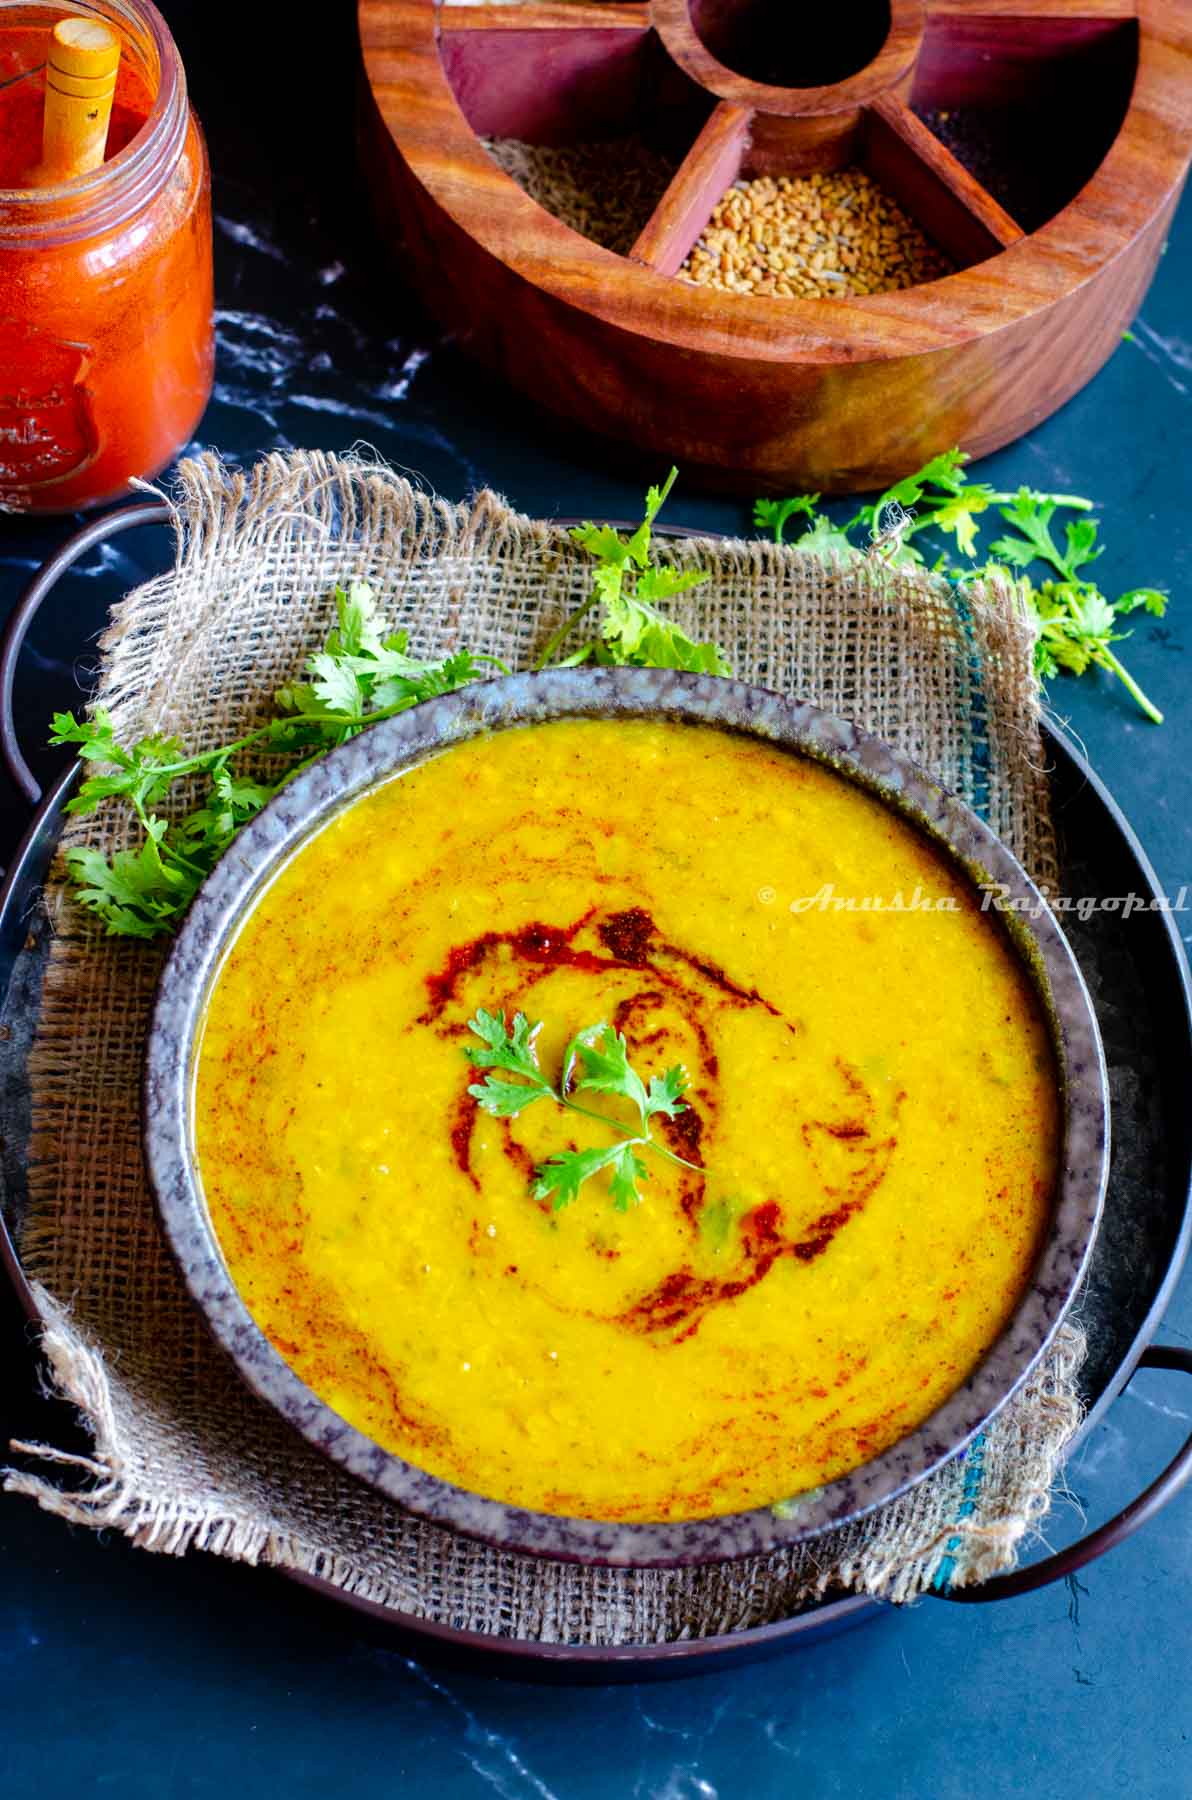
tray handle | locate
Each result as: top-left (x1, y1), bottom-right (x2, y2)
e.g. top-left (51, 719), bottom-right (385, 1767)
top-left (940, 1344), bottom-right (1192, 1603)
top-left (0, 501), bottom-right (172, 807)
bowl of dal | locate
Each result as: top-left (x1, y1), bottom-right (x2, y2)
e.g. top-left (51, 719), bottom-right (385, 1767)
top-left (144, 668), bottom-right (1109, 1565)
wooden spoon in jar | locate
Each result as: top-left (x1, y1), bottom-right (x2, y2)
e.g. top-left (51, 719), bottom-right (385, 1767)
top-left (29, 16), bottom-right (121, 185)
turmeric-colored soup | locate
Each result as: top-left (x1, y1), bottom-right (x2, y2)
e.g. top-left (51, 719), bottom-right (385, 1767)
top-left (193, 719), bottom-right (1059, 1522)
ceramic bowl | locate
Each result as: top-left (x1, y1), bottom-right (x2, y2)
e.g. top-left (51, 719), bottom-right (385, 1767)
top-left (144, 668), bottom-right (1109, 1566)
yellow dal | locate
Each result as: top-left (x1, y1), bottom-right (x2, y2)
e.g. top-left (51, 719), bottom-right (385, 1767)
top-left (194, 719), bottom-right (1059, 1522)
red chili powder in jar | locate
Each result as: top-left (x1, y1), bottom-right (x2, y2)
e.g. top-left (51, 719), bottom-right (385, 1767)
top-left (0, 25), bottom-right (151, 183)
top-left (0, 7), bottom-right (213, 513)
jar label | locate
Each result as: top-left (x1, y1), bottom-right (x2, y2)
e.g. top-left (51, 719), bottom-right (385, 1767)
top-left (0, 319), bottom-right (98, 508)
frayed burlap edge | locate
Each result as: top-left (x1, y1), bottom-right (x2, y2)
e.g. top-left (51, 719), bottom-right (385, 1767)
top-left (9, 1287), bottom-right (1086, 1615)
top-left (4, 450), bottom-right (1085, 1640)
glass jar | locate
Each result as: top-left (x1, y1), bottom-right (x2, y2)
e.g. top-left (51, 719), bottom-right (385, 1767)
top-left (0, 0), bottom-right (213, 512)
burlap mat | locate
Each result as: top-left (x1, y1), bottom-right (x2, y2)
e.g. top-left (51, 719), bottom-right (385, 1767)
top-left (4, 450), bottom-right (1085, 1638)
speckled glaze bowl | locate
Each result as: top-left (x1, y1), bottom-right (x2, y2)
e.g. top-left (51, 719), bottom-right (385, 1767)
top-left (144, 668), bottom-right (1109, 1566)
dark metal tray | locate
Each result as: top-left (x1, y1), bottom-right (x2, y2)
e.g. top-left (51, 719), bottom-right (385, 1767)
top-left (1, 506), bottom-right (1190, 1679)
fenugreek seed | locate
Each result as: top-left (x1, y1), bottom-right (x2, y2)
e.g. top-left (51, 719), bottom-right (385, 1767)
top-left (679, 165), bottom-right (949, 299)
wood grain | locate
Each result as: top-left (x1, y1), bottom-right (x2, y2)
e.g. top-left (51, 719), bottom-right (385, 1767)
top-left (359, 0), bottom-right (1192, 492)
top-left (744, 107), bottom-right (866, 176)
top-left (867, 93), bottom-right (1024, 260)
top-left (929, 0), bottom-right (1135, 16)
top-left (438, 7), bottom-right (653, 140)
top-left (687, 0), bottom-right (891, 90)
top-left (651, 0), bottom-right (925, 116)
top-left (438, 4), bottom-right (651, 27)
top-left (915, 8), bottom-right (1138, 108)
top-left (630, 101), bottom-right (751, 274)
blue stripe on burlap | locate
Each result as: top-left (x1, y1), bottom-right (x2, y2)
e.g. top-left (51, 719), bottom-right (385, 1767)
top-left (951, 581), bottom-right (992, 822)
top-left (931, 583), bottom-right (992, 1593)
top-left (932, 1435), bottom-right (988, 1591)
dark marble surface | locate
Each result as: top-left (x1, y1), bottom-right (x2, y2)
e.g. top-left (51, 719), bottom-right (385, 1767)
top-left (2, 4), bottom-right (1192, 1795)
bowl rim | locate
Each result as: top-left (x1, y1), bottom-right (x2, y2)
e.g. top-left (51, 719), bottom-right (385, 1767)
top-left (143, 666), bottom-right (1110, 1567)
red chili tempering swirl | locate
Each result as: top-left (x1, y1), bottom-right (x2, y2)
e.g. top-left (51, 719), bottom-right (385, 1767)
top-left (426, 907), bottom-right (901, 1340)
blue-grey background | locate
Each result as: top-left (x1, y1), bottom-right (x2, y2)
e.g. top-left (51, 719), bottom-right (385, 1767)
top-left (1, 4), bottom-right (1190, 1793)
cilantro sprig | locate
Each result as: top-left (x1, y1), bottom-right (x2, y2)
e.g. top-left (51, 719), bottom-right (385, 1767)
top-left (755, 448), bottom-right (1168, 723)
top-left (536, 467), bottom-right (729, 675)
top-left (464, 1007), bottom-right (696, 1212)
top-left (52, 582), bottom-right (507, 938)
top-left (54, 475), bottom-right (729, 940)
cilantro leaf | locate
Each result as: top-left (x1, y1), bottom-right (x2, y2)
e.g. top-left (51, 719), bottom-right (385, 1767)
top-left (989, 489), bottom-right (1098, 583)
top-left (754, 494), bottom-right (821, 544)
top-left (754, 451), bottom-right (1169, 725)
top-left (464, 1009), bottom-right (545, 1080)
top-left (56, 717), bottom-right (188, 818)
top-left (533, 1140), bottom-right (650, 1212)
top-left (51, 707), bottom-right (132, 766)
top-left (533, 1143), bottom-right (632, 1211)
top-left (572, 522), bottom-right (637, 570)
top-left (608, 1143), bottom-right (650, 1212)
top-left (1070, 587), bottom-right (1118, 640)
top-left (462, 1010), bottom-right (704, 1214)
top-left (538, 469), bottom-right (728, 676)
top-left (61, 834), bottom-right (198, 940)
top-left (1029, 580), bottom-right (1163, 721)
top-left (1115, 587), bottom-right (1168, 617)
top-left (1064, 516), bottom-right (1102, 576)
top-left (644, 1065), bottom-right (688, 1122)
top-left (568, 1024), bottom-right (649, 1116)
top-left (594, 565), bottom-right (720, 672)
top-left (467, 1077), bottom-right (553, 1119)
top-left (641, 473), bottom-right (674, 528)
top-left (789, 513), bottom-right (862, 561)
top-left (878, 448), bottom-right (970, 507)
top-left (929, 489), bottom-right (994, 558)
top-left (984, 529), bottom-right (1038, 571)
top-left (328, 581), bottom-right (384, 658)
top-left (307, 651), bottom-right (366, 719)
top-left (464, 1009), bottom-right (556, 1116)
top-left (275, 596), bottom-right (488, 734)
top-left (633, 565), bottom-right (710, 605)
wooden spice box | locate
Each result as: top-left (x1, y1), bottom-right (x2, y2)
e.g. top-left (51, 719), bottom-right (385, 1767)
top-left (359, 0), bottom-right (1192, 492)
